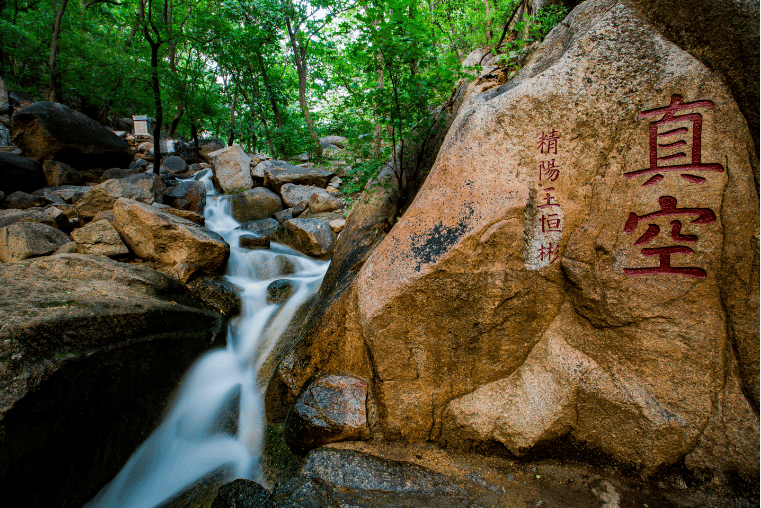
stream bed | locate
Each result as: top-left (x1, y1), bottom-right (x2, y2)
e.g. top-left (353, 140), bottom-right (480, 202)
top-left (87, 170), bottom-right (328, 508)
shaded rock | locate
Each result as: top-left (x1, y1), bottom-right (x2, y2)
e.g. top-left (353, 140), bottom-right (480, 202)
top-left (91, 210), bottom-right (116, 226)
top-left (307, 192), bottom-right (343, 214)
top-left (43, 160), bottom-right (82, 187)
top-left (273, 219), bottom-right (335, 258)
top-left (236, 217), bottom-right (281, 238)
top-left (0, 153), bottom-right (45, 193)
top-left (212, 479), bottom-right (273, 508)
top-left (0, 254), bottom-right (224, 508)
top-left (152, 203), bottom-right (205, 225)
top-left (39, 188), bottom-right (65, 205)
top-left (229, 187), bottom-right (283, 223)
top-left (208, 145), bottom-right (253, 193)
top-left (0, 207), bottom-right (68, 229)
top-left (124, 172), bottom-right (166, 202)
top-left (319, 143), bottom-right (342, 160)
top-left (186, 276), bottom-right (242, 317)
top-left (267, 279), bottom-right (293, 304)
top-left (129, 159), bottom-right (148, 170)
top-left (35, 185), bottom-right (88, 204)
top-left (199, 138), bottom-right (226, 163)
top-left (319, 136), bottom-right (348, 149)
top-left (53, 241), bottom-right (77, 255)
top-left (10, 101), bottom-right (133, 169)
top-left (280, 184), bottom-right (333, 209)
top-left (100, 167), bottom-right (140, 182)
top-left (165, 180), bottom-right (206, 214)
top-left (259, 160), bottom-right (334, 193)
top-left (273, 208), bottom-right (294, 224)
top-left (273, 477), bottom-right (339, 508)
top-left (77, 167), bottom-right (106, 185)
top-left (1, 191), bottom-right (47, 210)
top-left (114, 198), bottom-right (229, 274)
top-left (284, 374), bottom-right (370, 455)
top-left (240, 234), bottom-right (270, 249)
top-left (76, 179), bottom-right (154, 221)
top-left (0, 222), bottom-right (71, 262)
top-left (162, 155), bottom-right (188, 174)
top-left (70, 219), bottom-right (128, 257)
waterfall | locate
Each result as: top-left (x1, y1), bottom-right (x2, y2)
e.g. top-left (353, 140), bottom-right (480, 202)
top-left (87, 169), bottom-right (328, 508)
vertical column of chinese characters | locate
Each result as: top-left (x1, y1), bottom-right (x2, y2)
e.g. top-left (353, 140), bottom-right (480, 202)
top-left (536, 129), bottom-right (562, 266)
top-left (622, 94), bottom-right (723, 279)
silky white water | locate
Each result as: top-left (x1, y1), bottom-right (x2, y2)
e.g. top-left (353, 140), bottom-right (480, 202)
top-left (87, 170), bottom-right (328, 508)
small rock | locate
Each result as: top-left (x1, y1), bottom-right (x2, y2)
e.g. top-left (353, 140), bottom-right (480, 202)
top-left (280, 183), bottom-right (335, 209)
top-left (259, 160), bottom-right (334, 193)
top-left (186, 276), bottom-right (242, 317)
top-left (1, 191), bottom-right (47, 210)
top-left (229, 187), bottom-right (283, 223)
top-left (52, 241), bottom-right (77, 255)
top-left (235, 217), bottom-right (280, 238)
top-left (43, 160), bottom-right (83, 187)
top-left (267, 279), bottom-right (293, 304)
top-left (308, 192), bottom-right (343, 214)
top-left (165, 180), bottom-right (206, 214)
top-left (129, 159), bottom-right (148, 170)
top-left (328, 218), bottom-right (345, 233)
top-left (240, 234), bottom-right (270, 249)
top-left (100, 167), bottom-right (140, 182)
top-left (70, 219), bottom-right (129, 257)
top-left (273, 218), bottom-right (335, 258)
top-left (273, 208), bottom-right (294, 224)
top-left (161, 155), bottom-right (188, 174)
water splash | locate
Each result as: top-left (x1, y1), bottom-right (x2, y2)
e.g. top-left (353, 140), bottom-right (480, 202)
top-left (87, 169), bottom-right (328, 508)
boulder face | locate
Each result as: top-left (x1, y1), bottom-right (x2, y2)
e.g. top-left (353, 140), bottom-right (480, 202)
top-left (70, 219), bottom-right (129, 257)
top-left (0, 222), bottom-right (71, 262)
top-left (229, 187), bottom-right (283, 223)
top-left (208, 145), bottom-right (253, 193)
top-left (268, 0), bottom-right (759, 483)
top-left (0, 254), bottom-right (224, 508)
top-left (273, 218), bottom-right (335, 258)
top-left (113, 197), bottom-right (229, 274)
top-left (10, 102), bottom-right (133, 169)
top-left (0, 153), bottom-right (45, 193)
top-left (259, 160), bottom-right (335, 192)
top-left (76, 178), bottom-right (154, 220)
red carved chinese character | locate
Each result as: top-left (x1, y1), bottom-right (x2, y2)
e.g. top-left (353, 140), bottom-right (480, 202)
top-left (541, 213), bottom-right (561, 233)
top-left (537, 129), bottom-right (560, 154)
top-left (625, 94), bottom-right (724, 186)
top-left (538, 243), bottom-right (560, 264)
top-left (537, 188), bottom-right (560, 209)
top-left (623, 195), bottom-right (715, 278)
top-left (539, 159), bottom-right (560, 181)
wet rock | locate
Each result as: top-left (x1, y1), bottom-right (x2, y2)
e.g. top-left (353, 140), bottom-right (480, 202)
top-left (162, 155), bottom-right (188, 174)
top-left (100, 167), bottom-right (140, 182)
top-left (186, 276), bottom-right (242, 317)
top-left (70, 219), bottom-right (128, 257)
top-left (0, 153), bottom-right (45, 193)
top-left (165, 179), bottom-right (206, 214)
top-left (308, 192), bottom-right (343, 214)
top-left (236, 218), bottom-right (281, 238)
top-left (280, 184), bottom-right (333, 209)
top-left (284, 374), bottom-right (370, 455)
top-left (212, 479), bottom-right (273, 508)
top-left (76, 179), bottom-right (154, 221)
top-left (267, 279), bottom-right (293, 304)
top-left (114, 198), bottom-right (229, 274)
top-left (273, 219), bottom-right (335, 258)
top-left (42, 160), bottom-right (82, 187)
top-left (0, 191), bottom-right (47, 210)
top-left (240, 234), bottom-right (270, 249)
top-left (229, 187), bottom-right (283, 223)
top-left (0, 254), bottom-right (224, 508)
top-left (10, 101), bottom-right (133, 169)
top-left (273, 477), bottom-right (339, 508)
top-left (0, 222), bottom-right (71, 262)
top-left (259, 160), bottom-right (334, 193)
top-left (208, 145), bottom-right (253, 193)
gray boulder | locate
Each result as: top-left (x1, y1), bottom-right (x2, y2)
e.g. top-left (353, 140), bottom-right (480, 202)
top-left (259, 160), bottom-right (334, 193)
top-left (161, 155), bottom-right (188, 174)
top-left (280, 184), bottom-right (334, 209)
top-left (0, 191), bottom-right (47, 210)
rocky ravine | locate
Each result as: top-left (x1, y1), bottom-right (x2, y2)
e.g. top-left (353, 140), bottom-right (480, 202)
top-left (265, 0), bottom-right (759, 501)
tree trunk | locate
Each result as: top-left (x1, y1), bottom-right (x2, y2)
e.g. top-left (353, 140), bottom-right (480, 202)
top-left (191, 123), bottom-right (200, 163)
top-left (256, 50), bottom-right (283, 129)
top-left (285, 16), bottom-right (321, 157)
top-left (228, 82), bottom-right (239, 146)
top-left (48, 0), bottom-right (69, 103)
top-left (483, 0), bottom-right (493, 41)
top-left (150, 41), bottom-right (162, 173)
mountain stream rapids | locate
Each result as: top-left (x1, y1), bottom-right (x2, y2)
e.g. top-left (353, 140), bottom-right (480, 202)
top-left (87, 169), bottom-right (329, 508)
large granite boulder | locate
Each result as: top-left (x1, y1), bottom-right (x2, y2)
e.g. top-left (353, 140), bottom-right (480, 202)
top-left (267, 0), bottom-right (759, 484)
top-left (280, 184), bottom-right (335, 209)
top-left (70, 219), bottom-right (129, 257)
top-left (0, 153), bottom-right (45, 193)
top-left (259, 160), bottom-right (334, 193)
top-left (76, 178), bottom-right (154, 221)
top-left (229, 187), bottom-right (283, 223)
top-left (10, 102), bottom-right (133, 169)
top-left (0, 254), bottom-right (224, 508)
top-left (208, 145), bottom-right (253, 193)
top-left (0, 222), bottom-right (71, 262)
top-left (113, 198), bottom-right (229, 274)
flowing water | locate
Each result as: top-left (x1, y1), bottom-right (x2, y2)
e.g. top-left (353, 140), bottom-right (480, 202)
top-left (87, 170), bottom-right (329, 508)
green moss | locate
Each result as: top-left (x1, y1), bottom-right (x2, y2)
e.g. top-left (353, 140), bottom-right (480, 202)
top-left (37, 300), bottom-right (81, 308)
top-left (262, 423), bottom-right (302, 485)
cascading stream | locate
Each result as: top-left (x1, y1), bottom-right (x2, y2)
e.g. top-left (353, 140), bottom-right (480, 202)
top-left (87, 170), bottom-right (329, 508)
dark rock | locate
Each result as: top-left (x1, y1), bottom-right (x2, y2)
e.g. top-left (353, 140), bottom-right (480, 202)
top-left (200, 138), bottom-right (226, 163)
top-left (284, 374), bottom-right (370, 455)
top-left (267, 279), bottom-right (293, 304)
top-left (240, 234), bottom-right (270, 249)
top-left (273, 208), bottom-right (294, 224)
top-left (0, 254), bottom-right (224, 508)
top-left (259, 160), bottom-right (335, 193)
top-left (42, 160), bottom-right (82, 187)
top-left (10, 101), bottom-right (134, 169)
top-left (33, 185), bottom-right (88, 204)
top-left (124, 172), bottom-right (166, 202)
top-left (129, 159), bottom-right (148, 170)
top-left (292, 201), bottom-right (308, 217)
top-left (229, 188), bottom-right (282, 224)
top-left (0, 153), bottom-right (45, 193)
top-left (186, 275), bottom-right (242, 317)
top-left (100, 167), bottom-right (140, 182)
top-left (0, 207), bottom-right (68, 229)
top-left (0, 191), bottom-right (47, 210)
top-left (165, 180), bottom-right (206, 214)
top-left (272, 477), bottom-right (339, 508)
top-left (272, 219), bottom-right (335, 258)
top-left (236, 218), bottom-right (281, 238)
top-left (162, 155), bottom-right (188, 174)
top-left (212, 479), bottom-right (273, 508)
